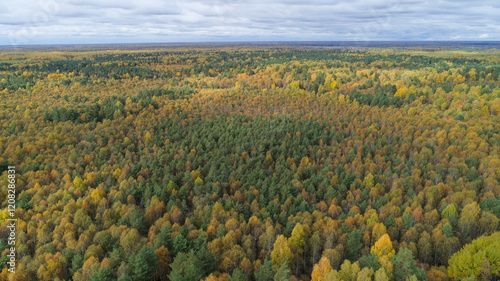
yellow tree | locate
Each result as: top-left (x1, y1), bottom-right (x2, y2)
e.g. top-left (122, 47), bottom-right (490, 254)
top-left (447, 232), bottom-right (500, 280)
top-left (458, 202), bottom-right (481, 239)
top-left (311, 256), bottom-right (332, 281)
top-left (74, 176), bottom-right (85, 191)
top-left (363, 173), bottom-right (375, 189)
top-left (338, 260), bottom-right (360, 281)
top-left (271, 235), bottom-right (292, 269)
top-left (372, 223), bottom-right (387, 243)
top-left (371, 234), bottom-right (395, 261)
top-left (357, 267), bottom-right (374, 280)
top-left (288, 223), bottom-right (306, 274)
top-left (374, 268), bottom-right (390, 281)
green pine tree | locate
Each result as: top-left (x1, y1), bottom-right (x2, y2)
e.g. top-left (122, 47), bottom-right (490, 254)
top-left (345, 230), bottom-right (363, 262)
top-left (173, 234), bottom-right (189, 256)
top-left (155, 225), bottom-right (173, 249)
top-left (391, 248), bottom-right (427, 281)
top-left (91, 266), bottom-right (114, 281)
top-left (255, 258), bottom-right (275, 281)
top-left (71, 254), bottom-right (84, 275)
top-left (129, 208), bottom-right (146, 234)
top-left (196, 242), bottom-right (216, 276)
top-left (229, 268), bottom-right (248, 281)
top-left (274, 263), bottom-right (290, 281)
top-left (359, 253), bottom-right (381, 271)
top-left (168, 251), bottom-right (204, 281)
top-left (129, 246), bottom-right (158, 281)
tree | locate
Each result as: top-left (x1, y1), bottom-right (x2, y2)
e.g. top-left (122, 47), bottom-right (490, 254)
top-left (447, 232), bottom-right (500, 280)
top-left (229, 268), bottom-right (248, 281)
top-left (270, 235), bottom-right (292, 269)
top-left (120, 229), bottom-right (142, 255)
top-left (310, 231), bottom-right (323, 267)
top-left (345, 230), bottom-right (363, 262)
top-left (417, 231), bottom-right (432, 264)
top-left (129, 208), bottom-right (146, 233)
top-left (274, 262), bottom-right (290, 281)
top-left (74, 209), bottom-right (92, 234)
top-left (129, 246), bottom-right (158, 281)
top-left (458, 202), bottom-right (481, 239)
top-left (372, 223), bottom-right (387, 242)
top-left (155, 246), bottom-right (172, 281)
top-left (390, 248), bottom-right (427, 281)
top-left (100, 235), bottom-right (114, 253)
top-left (168, 251), bottom-right (204, 281)
top-left (288, 224), bottom-right (306, 274)
top-left (255, 258), bottom-right (275, 281)
top-left (71, 254), bottom-right (84, 275)
top-left (359, 253), bottom-right (381, 271)
top-left (81, 256), bottom-right (100, 281)
top-left (371, 234), bottom-right (395, 261)
top-left (74, 176), bottom-right (85, 191)
top-left (338, 260), bottom-right (360, 281)
top-left (197, 242), bottom-right (217, 276)
top-left (259, 225), bottom-right (277, 255)
top-left (91, 266), bottom-right (114, 281)
top-left (441, 204), bottom-right (458, 226)
top-left (117, 274), bottom-right (133, 281)
top-left (374, 268), bottom-right (390, 281)
top-left (173, 234), bottom-right (190, 256)
top-left (357, 267), bottom-right (374, 280)
top-left (311, 257), bottom-right (332, 281)
top-left (39, 258), bottom-right (65, 281)
top-left (155, 225), bottom-right (173, 249)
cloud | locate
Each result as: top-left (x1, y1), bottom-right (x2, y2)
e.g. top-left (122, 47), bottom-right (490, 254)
top-left (0, 0), bottom-right (499, 45)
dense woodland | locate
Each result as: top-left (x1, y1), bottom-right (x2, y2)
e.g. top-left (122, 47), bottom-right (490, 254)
top-left (0, 46), bottom-right (499, 281)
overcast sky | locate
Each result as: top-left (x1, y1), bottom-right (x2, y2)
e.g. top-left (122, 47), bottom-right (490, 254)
top-left (1, 0), bottom-right (499, 45)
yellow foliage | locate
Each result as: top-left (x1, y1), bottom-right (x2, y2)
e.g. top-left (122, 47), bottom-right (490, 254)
top-left (311, 257), bottom-right (333, 281)
top-left (338, 260), bottom-right (360, 281)
top-left (481, 105), bottom-right (490, 116)
top-left (408, 107), bottom-right (416, 116)
top-left (371, 234), bottom-right (395, 261)
top-left (378, 256), bottom-right (393, 279)
top-left (363, 174), bottom-right (374, 189)
top-left (47, 73), bottom-right (64, 79)
top-left (73, 177), bottom-right (85, 190)
top-left (374, 268), bottom-right (390, 281)
top-left (271, 235), bottom-right (292, 268)
top-left (395, 87), bottom-right (408, 98)
top-left (191, 170), bottom-right (201, 180)
top-left (372, 223), bottom-right (386, 242)
top-left (113, 168), bottom-right (122, 180)
top-left (90, 189), bottom-right (105, 201)
top-left (0, 209), bottom-right (10, 224)
top-left (448, 232), bottom-right (500, 279)
top-left (195, 177), bottom-right (203, 185)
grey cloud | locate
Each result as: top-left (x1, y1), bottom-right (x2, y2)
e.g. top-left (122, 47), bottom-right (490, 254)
top-left (0, 0), bottom-right (498, 45)
top-left (65, 0), bottom-right (136, 10)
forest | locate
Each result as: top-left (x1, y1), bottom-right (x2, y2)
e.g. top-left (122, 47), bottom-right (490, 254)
top-left (0, 45), bottom-right (499, 281)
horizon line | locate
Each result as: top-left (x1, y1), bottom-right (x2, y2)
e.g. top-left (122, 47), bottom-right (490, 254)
top-left (1, 40), bottom-right (500, 50)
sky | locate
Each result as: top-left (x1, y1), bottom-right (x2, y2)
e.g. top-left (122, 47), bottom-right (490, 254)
top-left (1, 0), bottom-right (499, 45)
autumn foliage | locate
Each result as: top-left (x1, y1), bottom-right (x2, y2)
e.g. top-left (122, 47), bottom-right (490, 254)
top-left (0, 45), bottom-right (499, 280)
